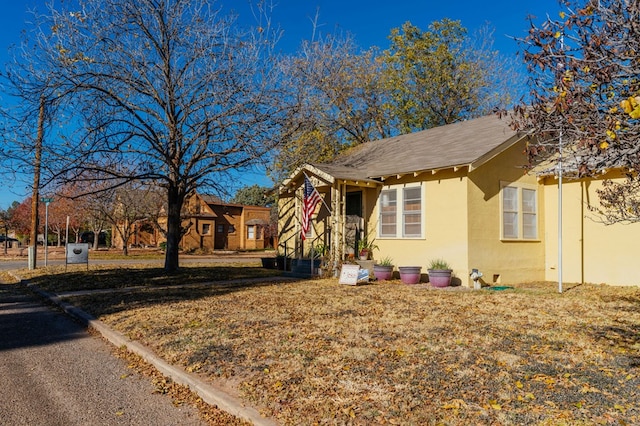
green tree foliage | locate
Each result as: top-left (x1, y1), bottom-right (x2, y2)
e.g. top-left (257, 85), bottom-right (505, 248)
top-left (383, 19), bottom-right (517, 133)
top-left (512, 0), bottom-right (640, 223)
top-left (231, 184), bottom-right (274, 207)
top-left (0, 202), bottom-right (20, 254)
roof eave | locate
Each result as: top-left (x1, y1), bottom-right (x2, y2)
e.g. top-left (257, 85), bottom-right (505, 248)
top-left (469, 133), bottom-right (529, 172)
top-left (279, 164), bottom-right (337, 195)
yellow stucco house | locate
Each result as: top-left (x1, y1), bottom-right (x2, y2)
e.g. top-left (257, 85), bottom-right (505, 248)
top-left (278, 114), bottom-right (640, 287)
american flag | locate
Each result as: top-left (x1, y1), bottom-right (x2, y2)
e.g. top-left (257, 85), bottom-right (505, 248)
top-left (301, 175), bottom-right (322, 240)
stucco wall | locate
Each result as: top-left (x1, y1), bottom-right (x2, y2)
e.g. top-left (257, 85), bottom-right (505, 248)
top-left (467, 140), bottom-right (546, 285)
top-left (543, 173), bottom-right (640, 286)
top-left (372, 171), bottom-right (469, 284)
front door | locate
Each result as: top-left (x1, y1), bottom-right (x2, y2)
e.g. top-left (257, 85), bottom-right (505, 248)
top-left (214, 223), bottom-right (227, 250)
top-left (346, 191), bottom-right (362, 217)
top-left (345, 191), bottom-right (363, 257)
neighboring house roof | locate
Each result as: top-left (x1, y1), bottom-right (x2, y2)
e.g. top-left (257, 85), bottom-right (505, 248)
top-left (194, 192), bottom-right (270, 212)
top-left (199, 194), bottom-right (224, 205)
top-left (281, 114), bottom-right (527, 191)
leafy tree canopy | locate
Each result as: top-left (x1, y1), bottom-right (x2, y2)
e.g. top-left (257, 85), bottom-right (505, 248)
top-left (231, 184), bottom-right (275, 207)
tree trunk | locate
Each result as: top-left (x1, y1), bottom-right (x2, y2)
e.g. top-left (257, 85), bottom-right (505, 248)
top-left (164, 185), bottom-right (184, 272)
top-left (93, 231), bottom-right (99, 250)
top-left (29, 95), bottom-right (45, 269)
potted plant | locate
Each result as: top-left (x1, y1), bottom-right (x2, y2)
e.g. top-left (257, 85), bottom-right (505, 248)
top-left (398, 266), bottom-right (422, 284)
top-left (373, 256), bottom-right (394, 281)
top-left (427, 258), bottom-right (453, 287)
top-left (357, 237), bottom-right (378, 260)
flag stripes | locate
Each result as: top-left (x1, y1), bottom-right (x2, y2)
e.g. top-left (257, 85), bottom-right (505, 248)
top-left (301, 176), bottom-right (322, 240)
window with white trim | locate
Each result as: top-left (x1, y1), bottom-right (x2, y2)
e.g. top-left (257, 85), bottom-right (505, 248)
top-left (378, 185), bottom-right (423, 238)
top-left (379, 189), bottom-right (397, 237)
top-left (501, 183), bottom-right (538, 240)
top-left (403, 187), bottom-right (422, 237)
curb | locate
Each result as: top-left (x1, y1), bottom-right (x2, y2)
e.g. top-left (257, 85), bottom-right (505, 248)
top-left (21, 280), bottom-right (277, 426)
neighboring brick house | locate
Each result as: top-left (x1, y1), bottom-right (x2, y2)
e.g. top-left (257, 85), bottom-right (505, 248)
top-left (180, 193), bottom-right (271, 251)
top-left (113, 192), bottom-right (271, 252)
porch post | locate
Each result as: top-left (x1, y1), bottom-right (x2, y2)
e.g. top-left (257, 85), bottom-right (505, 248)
top-left (331, 182), bottom-right (340, 275)
top-left (341, 181), bottom-right (347, 262)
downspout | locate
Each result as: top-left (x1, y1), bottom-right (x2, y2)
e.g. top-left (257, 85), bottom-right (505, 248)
top-left (581, 181), bottom-right (585, 284)
top-left (342, 181), bottom-right (347, 264)
top-left (558, 132), bottom-right (563, 294)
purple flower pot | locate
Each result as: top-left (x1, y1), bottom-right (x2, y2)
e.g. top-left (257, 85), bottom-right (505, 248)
top-left (399, 266), bottom-right (422, 284)
top-left (428, 269), bottom-right (452, 287)
top-left (373, 265), bottom-right (394, 281)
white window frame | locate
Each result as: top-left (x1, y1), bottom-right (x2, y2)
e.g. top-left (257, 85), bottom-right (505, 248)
top-left (379, 188), bottom-right (397, 238)
top-left (378, 184), bottom-right (424, 239)
top-left (402, 186), bottom-right (422, 237)
top-left (500, 182), bottom-right (538, 240)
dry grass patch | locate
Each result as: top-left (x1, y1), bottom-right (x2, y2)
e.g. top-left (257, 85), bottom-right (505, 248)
top-left (17, 262), bottom-right (277, 293)
top-left (60, 276), bottom-right (640, 425)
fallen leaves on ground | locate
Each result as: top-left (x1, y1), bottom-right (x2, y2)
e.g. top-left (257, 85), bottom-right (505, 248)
top-left (110, 341), bottom-right (249, 426)
top-left (49, 272), bottom-right (640, 425)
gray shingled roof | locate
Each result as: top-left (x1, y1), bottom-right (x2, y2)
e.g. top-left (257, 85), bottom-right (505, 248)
top-left (311, 114), bottom-right (521, 180)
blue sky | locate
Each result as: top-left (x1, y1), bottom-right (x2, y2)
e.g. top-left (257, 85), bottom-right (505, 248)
top-left (0, 0), bottom-right (562, 209)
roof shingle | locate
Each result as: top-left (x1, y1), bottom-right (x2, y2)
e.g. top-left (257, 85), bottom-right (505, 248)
top-left (313, 114), bottom-right (521, 180)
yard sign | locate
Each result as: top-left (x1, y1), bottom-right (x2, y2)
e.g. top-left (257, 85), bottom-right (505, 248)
top-left (66, 243), bottom-right (90, 270)
top-left (339, 264), bottom-right (360, 285)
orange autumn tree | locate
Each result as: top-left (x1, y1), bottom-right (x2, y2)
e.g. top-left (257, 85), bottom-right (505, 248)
top-left (512, 0), bottom-right (640, 223)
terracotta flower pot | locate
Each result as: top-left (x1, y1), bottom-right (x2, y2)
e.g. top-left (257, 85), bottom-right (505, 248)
top-left (399, 266), bottom-right (422, 284)
top-left (428, 269), bottom-right (452, 287)
top-left (373, 264), bottom-right (394, 281)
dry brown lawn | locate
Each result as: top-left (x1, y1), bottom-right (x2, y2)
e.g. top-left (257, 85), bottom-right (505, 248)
top-left (16, 266), bottom-right (640, 425)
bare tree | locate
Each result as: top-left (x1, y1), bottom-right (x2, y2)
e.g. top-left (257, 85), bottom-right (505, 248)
top-left (95, 183), bottom-right (165, 255)
top-left (17, 0), bottom-right (288, 271)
